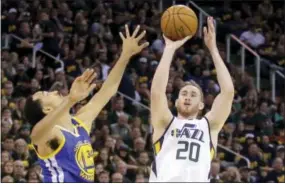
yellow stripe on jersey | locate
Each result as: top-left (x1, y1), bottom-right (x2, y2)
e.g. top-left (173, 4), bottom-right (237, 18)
top-left (210, 148), bottom-right (215, 160)
top-left (72, 116), bottom-right (90, 133)
top-left (154, 141), bottom-right (161, 155)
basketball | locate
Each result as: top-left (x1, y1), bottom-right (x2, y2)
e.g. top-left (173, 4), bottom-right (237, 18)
top-left (161, 5), bottom-right (198, 41)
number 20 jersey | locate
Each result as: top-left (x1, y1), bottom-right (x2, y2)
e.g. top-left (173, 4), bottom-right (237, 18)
top-left (149, 116), bottom-right (215, 182)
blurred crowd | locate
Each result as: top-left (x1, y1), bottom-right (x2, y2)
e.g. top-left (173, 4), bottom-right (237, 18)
top-left (1, 0), bottom-right (284, 183)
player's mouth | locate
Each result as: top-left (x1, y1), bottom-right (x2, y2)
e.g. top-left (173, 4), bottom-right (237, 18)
top-left (184, 102), bottom-right (191, 106)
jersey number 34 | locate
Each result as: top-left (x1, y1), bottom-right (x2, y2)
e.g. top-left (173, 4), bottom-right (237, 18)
top-left (176, 141), bottom-right (200, 162)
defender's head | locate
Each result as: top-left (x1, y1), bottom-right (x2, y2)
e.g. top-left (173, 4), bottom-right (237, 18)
top-left (175, 80), bottom-right (204, 118)
top-left (24, 91), bottom-right (64, 126)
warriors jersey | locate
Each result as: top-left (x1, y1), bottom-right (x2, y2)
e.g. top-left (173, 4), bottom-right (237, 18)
top-left (32, 117), bottom-right (95, 182)
top-left (149, 116), bottom-right (215, 182)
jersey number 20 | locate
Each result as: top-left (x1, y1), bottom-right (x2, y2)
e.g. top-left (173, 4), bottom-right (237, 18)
top-left (176, 141), bottom-right (200, 162)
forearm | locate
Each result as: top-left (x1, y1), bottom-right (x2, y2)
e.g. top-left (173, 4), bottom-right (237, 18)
top-left (91, 52), bottom-right (130, 101)
top-left (151, 47), bottom-right (175, 93)
top-left (210, 47), bottom-right (234, 93)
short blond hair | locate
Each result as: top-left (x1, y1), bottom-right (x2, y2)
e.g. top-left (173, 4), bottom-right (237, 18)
top-left (180, 80), bottom-right (204, 101)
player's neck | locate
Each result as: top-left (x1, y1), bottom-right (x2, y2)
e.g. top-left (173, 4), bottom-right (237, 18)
top-left (177, 113), bottom-right (198, 120)
top-left (57, 113), bottom-right (73, 129)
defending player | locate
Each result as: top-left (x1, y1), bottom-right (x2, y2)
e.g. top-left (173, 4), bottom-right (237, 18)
top-left (24, 25), bottom-right (148, 183)
top-left (149, 17), bottom-right (234, 182)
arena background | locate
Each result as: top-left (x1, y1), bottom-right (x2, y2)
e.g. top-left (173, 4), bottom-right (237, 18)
top-left (1, 0), bottom-right (284, 183)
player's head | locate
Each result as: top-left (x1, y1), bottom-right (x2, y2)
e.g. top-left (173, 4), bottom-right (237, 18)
top-left (24, 91), bottom-right (64, 126)
top-left (175, 80), bottom-right (204, 118)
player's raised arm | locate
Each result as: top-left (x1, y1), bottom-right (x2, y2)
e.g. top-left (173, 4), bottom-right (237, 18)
top-left (76, 25), bottom-right (149, 132)
top-left (150, 35), bottom-right (191, 129)
top-left (30, 69), bottom-right (97, 144)
top-left (204, 17), bottom-right (234, 132)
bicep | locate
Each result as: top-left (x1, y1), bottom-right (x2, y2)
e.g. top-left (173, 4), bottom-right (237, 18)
top-left (150, 93), bottom-right (172, 129)
top-left (205, 93), bottom-right (234, 131)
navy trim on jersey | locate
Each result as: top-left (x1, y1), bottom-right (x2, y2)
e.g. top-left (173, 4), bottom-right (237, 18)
top-left (153, 116), bottom-right (175, 146)
top-left (203, 116), bottom-right (216, 155)
top-left (151, 157), bottom-right (157, 177)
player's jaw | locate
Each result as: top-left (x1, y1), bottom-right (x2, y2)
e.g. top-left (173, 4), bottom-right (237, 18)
top-left (176, 99), bottom-right (200, 118)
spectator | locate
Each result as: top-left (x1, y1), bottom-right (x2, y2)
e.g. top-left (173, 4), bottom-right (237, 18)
top-left (111, 172), bottom-right (123, 183)
top-left (240, 22), bottom-right (265, 49)
top-left (210, 160), bottom-right (222, 182)
top-left (1, 175), bottom-right (14, 183)
top-left (98, 170), bottom-right (110, 183)
top-left (266, 157), bottom-right (285, 182)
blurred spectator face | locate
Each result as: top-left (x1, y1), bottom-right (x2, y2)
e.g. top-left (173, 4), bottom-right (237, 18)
top-left (2, 108), bottom-right (12, 119)
top-left (15, 138), bottom-right (27, 155)
top-left (105, 136), bottom-right (115, 149)
top-left (260, 102), bottom-right (269, 114)
top-left (99, 52), bottom-right (107, 63)
top-left (131, 128), bottom-right (142, 139)
top-left (233, 11), bottom-right (241, 21)
top-left (138, 152), bottom-right (149, 165)
top-left (40, 12), bottom-right (49, 21)
top-left (192, 55), bottom-right (201, 66)
top-left (99, 171), bottom-right (110, 183)
top-left (205, 94), bottom-right (214, 107)
top-left (110, 43), bottom-right (118, 54)
top-left (2, 175), bottom-right (14, 183)
top-left (3, 138), bottom-right (14, 151)
top-left (99, 149), bottom-right (109, 161)
top-left (1, 97), bottom-right (8, 108)
top-left (176, 84), bottom-right (203, 117)
top-left (28, 170), bottom-right (38, 180)
top-left (249, 144), bottom-right (259, 156)
top-left (4, 81), bottom-right (14, 96)
top-left (138, 82), bottom-right (148, 94)
top-left (1, 151), bottom-right (10, 164)
top-left (20, 22), bottom-right (31, 36)
top-left (135, 174), bottom-right (145, 182)
top-left (166, 82), bottom-right (173, 93)
top-left (117, 161), bottom-right (127, 176)
top-left (95, 163), bottom-right (104, 175)
top-left (112, 172), bottom-right (123, 183)
top-left (102, 125), bottom-right (110, 136)
top-left (45, 0), bottom-right (53, 9)
top-left (2, 121), bottom-right (12, 136)
top-left (118, 114), bottom-right (128, 126)
top-left (100, 14), bottom-right (107, 24)
top-left (237, 122), bottom-right (245, 132)
top-left (173, 77), bottom-right (184, 90)
top-left (32, 91), bottom-right (64, 114)
top-left (134, 138), bottom-right (146, 151)
top-left (273, 157), bottom-right (283, 171)
top-left (115, 99), bottom-right (124, 111)
top-left (34, 70), bottom-right (43, 82)
top-left (4, 161), bottom-right (14, 175)
top-left (98, 110), bottom-right (108, 121)
top-left (133, 117), bottom-right (142, 128)
top-left (210, 161), bottom-right (220, 177)
top-left (28, 179), bottom-right (40, 183)
top-left (262, 135), bottom-right (270, 145)
top-left (76, 43), bottom-right (85, 56)
top-left (31, 79), bottom-right (40, 91)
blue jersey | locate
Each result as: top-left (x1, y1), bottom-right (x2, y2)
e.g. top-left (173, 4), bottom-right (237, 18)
top-left (33, 117), bottom-right (95, 182)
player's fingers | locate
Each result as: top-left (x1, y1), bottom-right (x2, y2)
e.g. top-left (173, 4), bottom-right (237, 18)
top-left (203, 26), bottom-right (208, 36)
top-left (85, 69), bottom-right (94, 81)
top-left (136, 30), bottom-right (146, 41)
top-left (88, 83), bottom-right (96, 92)
top-left (119, 32), bottom-right (125, 40)
top-left (87, 71), bottom-right (97, 84)
top-left (132, 25), bottom-right (140, 38)
top-left (139, 42), bottom-right (149, 50)
top-left (125, 24), bottom-right (130, 38)
top-left (208, 17), bottom-right (215, 33)
top-left (81, 68), bottom-right (90, 80)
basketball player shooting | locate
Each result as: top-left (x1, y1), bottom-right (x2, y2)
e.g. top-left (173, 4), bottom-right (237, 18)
top-left (149, 17), bottom-right (234, 182)
top-left (24, 25), bottom-right (148, 183)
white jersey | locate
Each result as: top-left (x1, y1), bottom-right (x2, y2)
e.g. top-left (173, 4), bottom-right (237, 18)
top-left (149, 116), bottom-right (215, 182)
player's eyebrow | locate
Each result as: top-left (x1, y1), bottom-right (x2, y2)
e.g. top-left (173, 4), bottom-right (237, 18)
top-left (191, 91), bottom-right (197, 95)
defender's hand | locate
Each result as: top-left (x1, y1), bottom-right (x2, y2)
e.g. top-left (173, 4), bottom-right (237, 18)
top-left (163, 35), bottom-right (191, 51)
top-left (69, 69), bottom-right (97, 103)
top-left (119, 25), bottom-right (149, 57)
top-left (203, 17), bottom-right (217, 51)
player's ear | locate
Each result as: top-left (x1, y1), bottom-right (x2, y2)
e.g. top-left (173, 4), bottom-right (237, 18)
top-left (42, 106), bottom-right (53, 114)
top-left (175, 99), bottom-right (178, 108)
top-left (198, 102), bottom-right (204, 110)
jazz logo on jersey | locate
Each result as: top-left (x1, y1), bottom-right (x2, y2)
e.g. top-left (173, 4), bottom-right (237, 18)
top-left (74, 141), bottom-right (95, 181)
top-left (171, 123), bottom-right (205, 143)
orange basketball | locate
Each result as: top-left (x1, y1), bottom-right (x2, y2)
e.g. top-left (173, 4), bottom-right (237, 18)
top-left (161, 5), bottom-right (198, 41)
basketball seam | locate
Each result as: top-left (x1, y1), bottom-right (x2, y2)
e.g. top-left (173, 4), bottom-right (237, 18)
top-left (173, 7), bottom-right (180, 40)
top-left (177, 8), bottom-right (193, 35)
top-left (161, 13), bottom-right (197, 20)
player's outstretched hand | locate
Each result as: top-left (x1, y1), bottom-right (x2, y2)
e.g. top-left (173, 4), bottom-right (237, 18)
top-left (203, 16), bottom-right (217, 51)
top-left (69, 69), bottom-right (97, 103)
top-left (163, 34), bottom-right (191, 51)
top-left (120, 25), bottom-right (149, 58)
